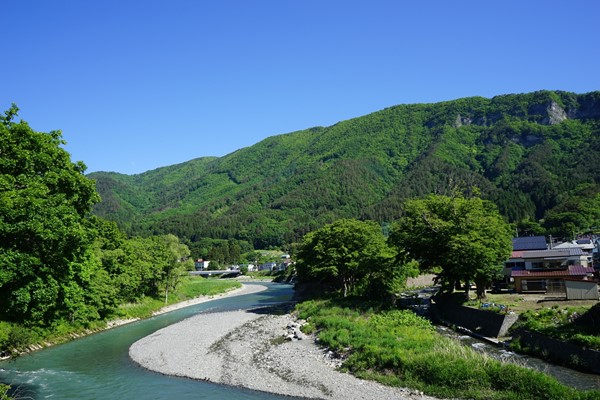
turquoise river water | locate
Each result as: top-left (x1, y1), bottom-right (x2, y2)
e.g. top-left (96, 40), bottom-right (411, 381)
top-left (0, 282), bottom-right (303, 400)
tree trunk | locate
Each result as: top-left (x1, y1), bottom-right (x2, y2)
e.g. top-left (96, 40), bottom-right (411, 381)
top-left (475, 280), bottom-right (487, 300)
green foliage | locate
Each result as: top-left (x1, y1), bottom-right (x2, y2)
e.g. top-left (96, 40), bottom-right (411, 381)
top-left (512, 306), bottom-right (600, 350)
top-left (296, 299), bottom-right (595, 400)
top-left (177, 276), bottom-right (241, 298)
top-left (116, 297), bottom-right (167, 320)
top-left (0, 106), bottom-right (100, 325)
top-left (116, 277), bottom-right (239, 319)
top-left (0, 321), bottom-right (39, 352)
top-left (389, 194), bottom-right (513, 299)
top-left (296, 219), bottom-right (395, 297)
top-left (0, 276), bottom-right (240, 353)
top-left (0, 106), bottom-right (223, 355)
top-left (0, 383), bottom-right (13, 400)
top-left (89, 90), bottom-right (600, 248)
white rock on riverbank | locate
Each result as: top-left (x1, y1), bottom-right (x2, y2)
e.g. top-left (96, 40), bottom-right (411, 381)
top-left (129, 286), bottom-right (438, 400)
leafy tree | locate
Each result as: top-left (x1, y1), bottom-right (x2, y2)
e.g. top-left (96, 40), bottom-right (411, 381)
top-left (0, 105), bottom-right (100, 325)
top-left (389, 194), bottom-right (513, 299)
top-left (296, 219), bottom-right (393, 297)
top-left (227, 239), bottom-right (242, 264)
top-left (159, 234), bottom-right (193, 304)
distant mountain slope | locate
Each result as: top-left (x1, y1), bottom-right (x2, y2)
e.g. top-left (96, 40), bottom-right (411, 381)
top-left (89, 90), bottom-right (600, 248)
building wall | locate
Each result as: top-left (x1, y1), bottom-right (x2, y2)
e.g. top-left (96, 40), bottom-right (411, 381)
top-left (565, 280), bottom-right (599, 300)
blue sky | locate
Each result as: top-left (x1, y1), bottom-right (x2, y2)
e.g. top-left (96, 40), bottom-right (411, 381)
top-left (3, 1), bottom-right (599, 175)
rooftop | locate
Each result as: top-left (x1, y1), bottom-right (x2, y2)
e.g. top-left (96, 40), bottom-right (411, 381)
top-left (511, 265), bottom-right (595, 278)
top-left (512, 236), bottom-right (547, 251)
top-left (510, 248), bottom-right (584, 259)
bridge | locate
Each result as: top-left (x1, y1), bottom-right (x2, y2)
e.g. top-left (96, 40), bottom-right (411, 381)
top-left (189, 270), bottom-right (242, 278)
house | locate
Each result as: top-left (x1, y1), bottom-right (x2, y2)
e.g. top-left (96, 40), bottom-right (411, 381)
top-left (194, 259), bottom-right (210, 271)
top-left (258, 262), bottom-right (278, 271)
top-left (245, 263), bottom-right (257, 272)
top-left (511, 264), bottom-right (595, 293)
top-left (553, 238), bottom-right (595, 266)
top-left (507, 247), bottom-right (591, 270)
top-left (504, 246), bottom-right (596, 293)
top-left (276, 258), bottom-right (294, 272)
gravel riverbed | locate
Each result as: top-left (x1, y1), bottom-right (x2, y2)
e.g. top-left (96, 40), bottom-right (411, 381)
top-left (129, 284), bottom-right (438, 400)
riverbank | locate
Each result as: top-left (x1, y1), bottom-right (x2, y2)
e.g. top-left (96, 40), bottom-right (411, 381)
top-left (129, 300), bottom-right (437, 400)
top-left (0, 282), bottom-right (252, 360)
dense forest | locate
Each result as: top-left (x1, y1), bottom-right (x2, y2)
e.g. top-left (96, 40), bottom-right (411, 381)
top-left (90, 90), bottom-right (600, 255)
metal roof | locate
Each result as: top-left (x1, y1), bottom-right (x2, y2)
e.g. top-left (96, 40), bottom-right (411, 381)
top-left (511, 265), bottom-right (595, 278)
top-left (511, 248), bottom-right (584, 259)
top-left (512, 236), bottom-right (548, 251)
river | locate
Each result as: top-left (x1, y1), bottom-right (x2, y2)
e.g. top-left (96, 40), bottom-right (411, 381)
top-left (2, 282), bottom-right (599, 399)
top-left (0, 282), bottom-right (303, 400)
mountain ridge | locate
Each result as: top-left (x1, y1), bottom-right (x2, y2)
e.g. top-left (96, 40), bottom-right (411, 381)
top-left (89, 90), bottom-right (600, 251)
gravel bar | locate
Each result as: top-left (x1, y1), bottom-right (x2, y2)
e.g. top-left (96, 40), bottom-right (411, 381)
top-left (129, 284), bottom-right (438, 400)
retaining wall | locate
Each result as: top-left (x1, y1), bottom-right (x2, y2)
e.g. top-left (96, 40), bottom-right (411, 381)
top-left (512, 328), bottom-right (600, 373)
top-left (431, 301), bottom-right (518, 338)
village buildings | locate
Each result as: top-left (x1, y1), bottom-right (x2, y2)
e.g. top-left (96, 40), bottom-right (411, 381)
top-left (503, 236), bottom-right (598, 299)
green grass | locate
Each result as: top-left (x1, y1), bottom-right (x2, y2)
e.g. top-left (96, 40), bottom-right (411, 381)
top-left (244, 270), bottom-right (277, 280)
top-left (511, 307), bottom-right (600, 351)
top-left (117, 277), bottom-right (241, 319)
top-left (178, 276), bottom-right (241, 298)
top-left (295, 299), bottom-right (600, 400)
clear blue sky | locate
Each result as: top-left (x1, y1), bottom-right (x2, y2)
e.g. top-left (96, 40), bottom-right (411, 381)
top-left (4, 1), bottom-right (599, 175)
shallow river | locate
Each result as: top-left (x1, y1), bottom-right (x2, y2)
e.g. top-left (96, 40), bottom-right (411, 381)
top-left (0, 282), bottom-right (302, 400)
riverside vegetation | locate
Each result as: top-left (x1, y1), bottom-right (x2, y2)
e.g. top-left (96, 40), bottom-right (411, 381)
top-left (0, 104), bottom-right (243, 358)
top-left (295, 298), bottom-right (600, 400)
top-left (0, 277), bottom-right (240, 356)
top-left (511, 303), bottom-right (600, 351)
top-left (292, 216), bottom-right (600, 399)
top-left (463, 292), bottom-right (600, 353)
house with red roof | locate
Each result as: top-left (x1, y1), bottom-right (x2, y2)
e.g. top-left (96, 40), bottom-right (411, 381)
top-left (505, 248), bottom-right (595, 293)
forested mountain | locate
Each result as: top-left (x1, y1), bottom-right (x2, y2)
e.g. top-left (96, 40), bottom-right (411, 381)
top-left (90, 90), bottom-right (600, 251)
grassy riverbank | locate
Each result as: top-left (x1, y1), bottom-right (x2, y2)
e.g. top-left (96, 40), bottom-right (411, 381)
top-left (0, 277), bottom-right (240, 356)
top-left (509, 305), bottom-right (600, 351)
top-left (117, 276), bottom-right (241, 319)
top-left (296, 298), bottom-right (600, 400)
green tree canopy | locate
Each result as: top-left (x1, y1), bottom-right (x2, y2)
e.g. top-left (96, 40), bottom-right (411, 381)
top-left (389, 194), bottom-right (513, 299)
top-left (296, 218), bottom-right (393, 297)
top-left (0, 105), bottom-right (100, 324)
top-left (159, 234), bottom-right (193, 304)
